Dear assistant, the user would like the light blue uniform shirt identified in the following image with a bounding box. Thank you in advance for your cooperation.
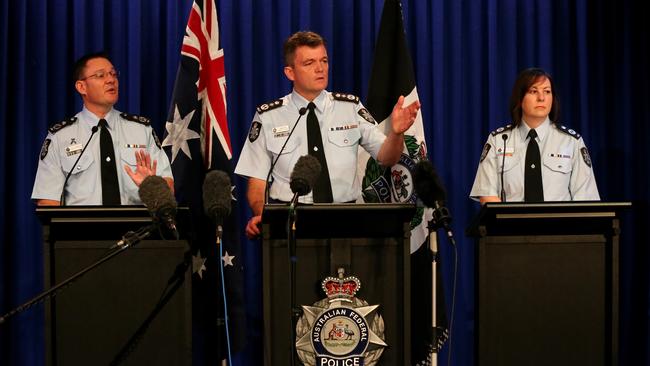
[470,118,600,201]
[235,90,386,203]
[32,107,173,205]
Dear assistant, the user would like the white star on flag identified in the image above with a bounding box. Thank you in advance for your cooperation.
[162,105,200,163]
[222,251,235,267]
[192,250,208,279]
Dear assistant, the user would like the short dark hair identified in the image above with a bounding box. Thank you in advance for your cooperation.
[509,67,560,126]
[72,51,111,83]
[283,31,326,66]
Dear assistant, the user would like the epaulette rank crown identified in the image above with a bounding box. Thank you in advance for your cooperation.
[256,99,284,114]
[490,123,515,136]
[332,92,359,104]
[48,116,78,134]
[121,112,151,126]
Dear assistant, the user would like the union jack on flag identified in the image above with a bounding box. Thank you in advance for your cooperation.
[162,0,246,361]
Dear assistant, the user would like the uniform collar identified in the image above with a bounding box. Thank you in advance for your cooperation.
[290,89,328,113]
[80,106,118,130]
[518,117,551,142]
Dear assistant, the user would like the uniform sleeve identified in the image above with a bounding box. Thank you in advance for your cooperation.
[355,102,386,159]
[31,134,66,201]
[569,138,600,200]
[235,113,272,180]
[147,127,173,179]
[469,135,500,201]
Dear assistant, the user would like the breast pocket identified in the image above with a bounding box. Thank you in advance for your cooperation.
[327,128,361,148]
[61,152,94,175]
[543,156,572,174]
[266,134,302,177]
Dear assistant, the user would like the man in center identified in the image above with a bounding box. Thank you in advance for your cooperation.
[235,31,420,238]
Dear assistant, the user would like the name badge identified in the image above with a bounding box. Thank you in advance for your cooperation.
[496,146,515,156]
[273,125,290,138]
[330,124,358,131]
[548,153,571,159]
[65,143,83,157]
[124,143,147,148]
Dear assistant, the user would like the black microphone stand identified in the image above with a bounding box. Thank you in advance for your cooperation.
[286,194,300,366]
[0,223,156,325]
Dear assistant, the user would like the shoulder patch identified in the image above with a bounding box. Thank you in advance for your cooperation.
[358,108,376,124]
[556,124,581,139]
[120,112,151,126]
[480,143,491,163]
[580,147,592,167]
[332,92,360,104]
[248,121,262,142]
[152,129,162,149]
[490,123,515,136]
[40,139,52,160]
[256,99,284,114]
[48,117,77,134]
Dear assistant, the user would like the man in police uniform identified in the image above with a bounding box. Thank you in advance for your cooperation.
[32,52,173,205]
[235,31,420,238]
[470,68,599,203]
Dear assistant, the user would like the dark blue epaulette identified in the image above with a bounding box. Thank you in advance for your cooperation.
[121,112,151,126]
[256,99,284,114]
[48,116,77,134]
[490,123,515,136]
[555,124,581,139]
[332,92,360,104]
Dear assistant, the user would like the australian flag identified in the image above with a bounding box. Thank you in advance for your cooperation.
[162,0,246,363]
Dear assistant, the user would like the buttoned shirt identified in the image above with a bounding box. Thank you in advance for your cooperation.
[470,118,600,201]
[32,107,173,205]
[235,90,386,203]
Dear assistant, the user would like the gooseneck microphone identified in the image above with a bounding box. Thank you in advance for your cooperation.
[138,175,178,238]
[203,170,232,239]
[289,155,321,208]
[60,125,99,205]
[500,134,508,202]
[264,107,308,204]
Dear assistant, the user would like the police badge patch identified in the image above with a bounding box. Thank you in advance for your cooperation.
[295,269,387,366]
[152,130,162,149]
[580,147,592,167]
[358,108,376,124]
[40,139,51,160]
[480,143,492,163]
[248,121,262,142]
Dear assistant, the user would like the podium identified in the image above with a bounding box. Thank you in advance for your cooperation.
[36,207,192,366]
[261,203,415,365]
[467,202,631,366]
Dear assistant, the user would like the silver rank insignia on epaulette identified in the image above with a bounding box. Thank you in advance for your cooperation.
[295,268,387,366]
[120,112,151,126]
[332,92,360,104]
[490,123,514,136]
[557,124,581,139]
[256,99,284,114]
[48,116,77,134]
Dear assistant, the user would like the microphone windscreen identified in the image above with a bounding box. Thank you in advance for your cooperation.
[290,155,321,196]
[139,175,177,218]
[413,160,447,207]
[203,170,232,222]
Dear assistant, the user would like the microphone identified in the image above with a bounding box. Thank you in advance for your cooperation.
[138,175,178,237]
[60,125,99,205]
[413,160,454,243]
[264,107,308,204]
[203,170,232,239]
[289,155,321,208]
[500,134,508,202]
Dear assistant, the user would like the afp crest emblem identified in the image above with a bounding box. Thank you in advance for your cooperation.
[295,269,387,366]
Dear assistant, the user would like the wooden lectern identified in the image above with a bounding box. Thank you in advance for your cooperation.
[467,202,631,366]
[36,207,192,366]
[261,203,415,366]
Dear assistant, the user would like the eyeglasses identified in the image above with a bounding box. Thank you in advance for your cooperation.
[79,69,120,81]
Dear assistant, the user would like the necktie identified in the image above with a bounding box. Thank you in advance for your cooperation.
[524,128,544,202]
[98,119,121,205]
[306,102,333,203]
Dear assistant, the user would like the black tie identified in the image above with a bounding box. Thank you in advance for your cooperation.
[524,128,544,202]
[98,119,121,205]
[306,102,333,203]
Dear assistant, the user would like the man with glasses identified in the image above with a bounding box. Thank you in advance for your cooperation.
[32,52,173,206]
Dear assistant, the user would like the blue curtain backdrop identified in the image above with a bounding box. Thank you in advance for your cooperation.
[1,0,647,365]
